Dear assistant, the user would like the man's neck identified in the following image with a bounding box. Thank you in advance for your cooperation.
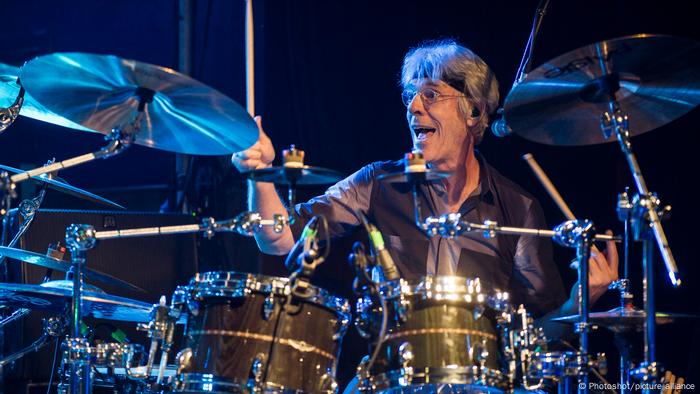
[433,149,480,210]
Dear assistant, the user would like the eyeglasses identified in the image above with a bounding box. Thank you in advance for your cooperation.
[401,87,466,107]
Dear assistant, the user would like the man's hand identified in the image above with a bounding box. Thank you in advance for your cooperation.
[567,230,619,308]
[588,230,619,301]
[231,116,275,171]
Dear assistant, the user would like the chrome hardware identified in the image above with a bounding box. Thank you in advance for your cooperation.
[397,342,414,387]
[65,224,97,251]
[263,291,276,320]
[247,353,266,393]
[272,213,286,233]
[333,315,350,341]
[175,348,193,375]
[319,370,339,392]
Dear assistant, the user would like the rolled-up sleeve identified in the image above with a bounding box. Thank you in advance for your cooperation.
[290,164,375,239]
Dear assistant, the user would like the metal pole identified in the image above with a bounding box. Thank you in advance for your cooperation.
[576,230,593,394]
[643,237,656,393]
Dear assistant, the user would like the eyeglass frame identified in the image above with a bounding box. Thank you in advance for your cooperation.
[401,86,468,108]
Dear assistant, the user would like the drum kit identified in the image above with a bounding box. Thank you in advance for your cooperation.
[1,30,699,394]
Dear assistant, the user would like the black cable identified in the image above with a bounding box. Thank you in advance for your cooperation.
[46,339,60,394]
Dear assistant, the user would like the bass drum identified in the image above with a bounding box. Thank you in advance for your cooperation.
[354,276,514,393]
[172,272,351,393]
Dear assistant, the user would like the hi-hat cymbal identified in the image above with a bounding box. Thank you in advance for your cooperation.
[550,307,699,333]
[1,62,94,131]
[0,281,152,322]
[19,53,259,155]
[0,164,124,209]
[0,246,144,293]
[504,34,700,145]
[377,169,452,184]
[245,166,344,185]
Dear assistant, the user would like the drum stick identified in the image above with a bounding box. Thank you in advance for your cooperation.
[522,153,576,220]
[245,0,255,116]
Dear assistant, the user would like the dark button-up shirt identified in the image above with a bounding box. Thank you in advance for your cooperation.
[291,154,566,316]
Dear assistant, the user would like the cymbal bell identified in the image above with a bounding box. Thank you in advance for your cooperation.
[504,34,700,145]
[0,164,124,209]
[0,246,144,293]
[550,306,699,333]
[1,62,94,131]
[245,166,345,186]
[19,53,259,155]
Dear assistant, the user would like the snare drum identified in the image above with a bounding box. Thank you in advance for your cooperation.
[354,276,513,393]
[172,272,351,393]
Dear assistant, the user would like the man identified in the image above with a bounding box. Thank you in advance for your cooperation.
[232,39,617,332]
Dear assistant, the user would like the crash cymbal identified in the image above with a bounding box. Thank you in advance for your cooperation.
[0,281,153,322]
[245,166,344,185]
[1,62,94,131]
[0,164,124,209]
[504,34,700,145]
[377,169,452,184]
[19,53,258,155]
[0,246,144,293]
[550,307,699,333]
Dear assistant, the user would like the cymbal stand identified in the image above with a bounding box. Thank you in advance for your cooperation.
[609,189,634,394]
[0,314,67,367]
[0,82,24,133]
[598,75,680,389]
[4,87,157,189]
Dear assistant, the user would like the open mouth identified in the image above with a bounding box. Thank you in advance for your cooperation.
[413,127,436,141]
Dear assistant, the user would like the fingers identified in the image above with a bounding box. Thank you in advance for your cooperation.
[605,229,619,275]
[231,115,275,172]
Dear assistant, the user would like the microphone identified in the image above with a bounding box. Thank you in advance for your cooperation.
[491,108,512,138]
[367,224,400,281]
[284,216,320,272]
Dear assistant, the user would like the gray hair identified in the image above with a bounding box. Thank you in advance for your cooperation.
[401,39,499,144]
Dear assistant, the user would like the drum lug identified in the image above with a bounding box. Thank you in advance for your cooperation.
[475,338,489,383]
[333,315,350,341]
[396,294,409,324]
[397,342,413,386]
[263,292,276,320]
[247,353,266,393]
[175,347,193,375]
[472,304,485,320]
[319,370,339,393]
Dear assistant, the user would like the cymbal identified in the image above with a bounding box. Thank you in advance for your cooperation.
[0,246,144,293]
[550,307,699,333]
[0,164,125,209]
[377,169,452,183]
[245,166,344,185]
[19,53,259,155]
[504,34,700,145]
[0,281,152,322]
[1,62,95,131]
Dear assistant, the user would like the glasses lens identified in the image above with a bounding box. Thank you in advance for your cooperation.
[401,89,417,107]
[421,88,439,104]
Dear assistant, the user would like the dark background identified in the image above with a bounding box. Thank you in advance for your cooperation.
[1,0,699,389]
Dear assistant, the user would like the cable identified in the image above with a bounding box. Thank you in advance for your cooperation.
[46,339,60,394]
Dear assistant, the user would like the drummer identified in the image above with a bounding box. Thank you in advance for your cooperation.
[231,39,618,336]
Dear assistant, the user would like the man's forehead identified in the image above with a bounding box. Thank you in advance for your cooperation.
[406,79,446,89]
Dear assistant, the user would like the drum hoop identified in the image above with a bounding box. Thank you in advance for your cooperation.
[367,366,510,390]
[377,275,510,310]
[179,271,351,316]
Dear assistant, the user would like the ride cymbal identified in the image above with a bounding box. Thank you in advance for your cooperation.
[19,53,259,155]
[504,34,700,145]
[244,166,344,186]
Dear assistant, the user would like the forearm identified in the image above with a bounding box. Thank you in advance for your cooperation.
[248,180,295,255]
